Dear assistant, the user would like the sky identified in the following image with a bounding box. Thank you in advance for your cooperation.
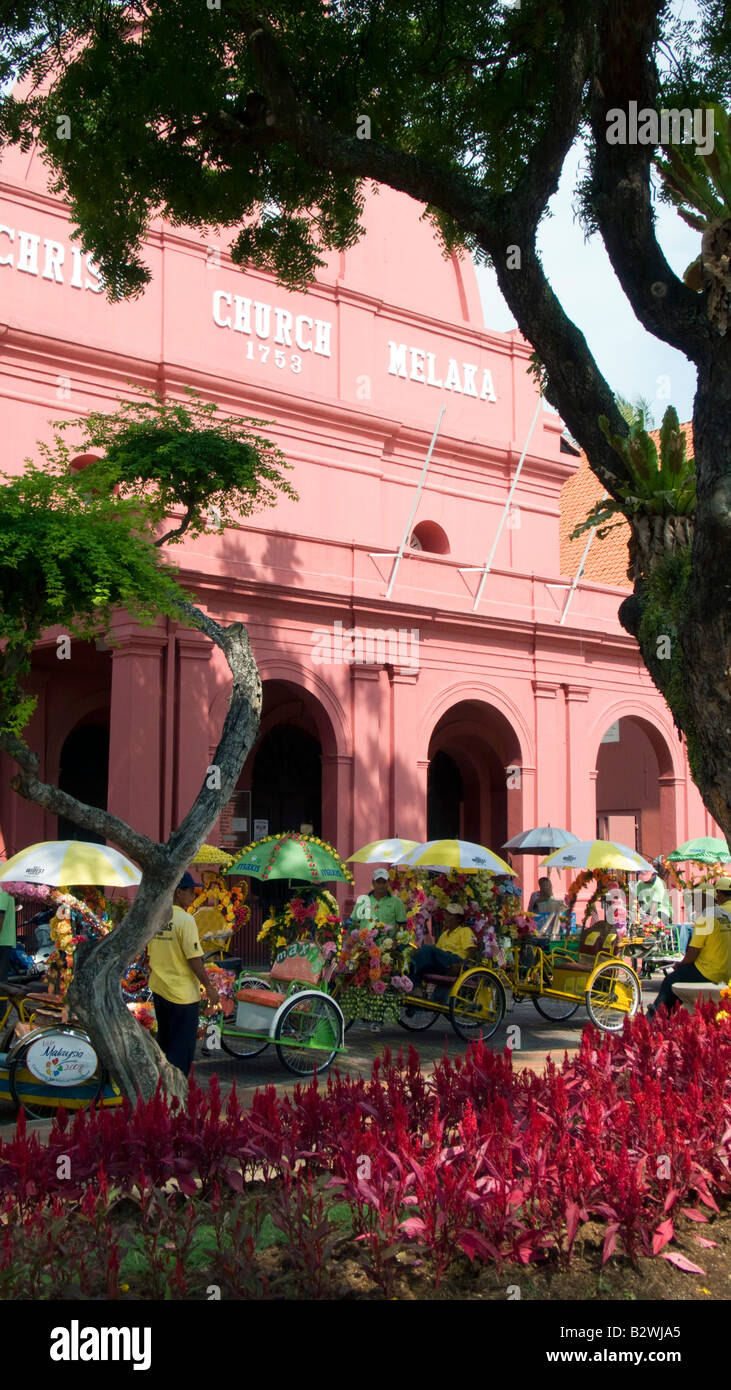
[476,0,702,427]
[475,145,699,428]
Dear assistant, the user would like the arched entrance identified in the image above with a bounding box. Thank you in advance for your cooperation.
[596,715,676,858]
[251,725,322,836]
[57,718,110,844]
[426,699,524,849]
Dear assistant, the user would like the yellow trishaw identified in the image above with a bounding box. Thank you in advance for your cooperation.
[398,919,642,1038]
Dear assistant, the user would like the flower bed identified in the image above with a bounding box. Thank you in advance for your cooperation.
[0,1006,728,1298]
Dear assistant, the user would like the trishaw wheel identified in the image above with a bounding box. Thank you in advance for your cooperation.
[274,994,342,1076]
[219,976,272,1059]
[449,969,506,1042]
[398,995,438,1031]
[9,1055,106,1122]
[585,961,641,1033]
[532,996,581,1022]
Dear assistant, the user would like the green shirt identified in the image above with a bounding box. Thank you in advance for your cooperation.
[369,892,407,928]
[637,877,671,922]
[0,891,17,948]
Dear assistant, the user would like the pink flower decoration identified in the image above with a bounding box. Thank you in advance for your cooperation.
[372,980,387,995]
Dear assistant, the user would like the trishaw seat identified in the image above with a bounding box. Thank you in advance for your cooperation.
[235,986,287,1009]
[423,972,459,984]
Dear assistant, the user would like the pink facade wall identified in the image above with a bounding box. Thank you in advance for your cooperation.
[0,149,720,905]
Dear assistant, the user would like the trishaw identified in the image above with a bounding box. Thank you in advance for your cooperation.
[214,937,534,1071]
[217,941,346,1076]
[0,984,122,1119]
[397,920,642,1037]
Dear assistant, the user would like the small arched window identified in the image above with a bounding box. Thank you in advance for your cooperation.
[409,521,450,555]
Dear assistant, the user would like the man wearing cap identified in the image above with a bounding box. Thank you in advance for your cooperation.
[147,872,220,1076]
[408,903,475,993]
[368,869,408,928]
[647,875,731,1019]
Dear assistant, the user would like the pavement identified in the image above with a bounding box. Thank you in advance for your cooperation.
[0,978,663,1142]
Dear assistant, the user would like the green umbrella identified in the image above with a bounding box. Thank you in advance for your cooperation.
[226,832,353,884]
[666,836,730,865]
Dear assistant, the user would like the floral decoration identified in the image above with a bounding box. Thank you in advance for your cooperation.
[197,963,237,1038]
[257,888,343,960]
[190,870,250,947]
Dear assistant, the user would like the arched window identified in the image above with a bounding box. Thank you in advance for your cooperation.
[409,521,450,555]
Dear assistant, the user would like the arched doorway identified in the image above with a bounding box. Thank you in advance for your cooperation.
[251,725,322,837]
[427,699,524,849]
[57,718,110,844]
[596,716,676,858]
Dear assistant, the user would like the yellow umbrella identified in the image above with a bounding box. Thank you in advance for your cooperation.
[0,840,141,887]
[190,844,234,867]
[392,839,515,874]
[540,839,654,873]
[348,838,419,864]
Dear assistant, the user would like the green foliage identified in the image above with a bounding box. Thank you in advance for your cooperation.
[58,390,296,541]
[0,0,589,297]
[636,548,694,762]
[655,101,731,232]
[571,407,696,541]
[0,389,290,736]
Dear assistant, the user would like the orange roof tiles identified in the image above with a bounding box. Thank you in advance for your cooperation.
[559,421,694,591]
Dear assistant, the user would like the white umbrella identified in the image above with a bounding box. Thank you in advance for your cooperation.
[503,826,580,855]
[540,839,654,873]
[0,840,141,887]
[392,839,515,875]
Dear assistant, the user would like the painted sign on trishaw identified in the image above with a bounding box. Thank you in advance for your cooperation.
[25,1030,99,1086]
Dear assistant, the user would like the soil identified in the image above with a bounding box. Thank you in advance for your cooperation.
[268,1203,731,1300]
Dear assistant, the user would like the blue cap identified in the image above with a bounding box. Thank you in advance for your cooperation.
[178,871,201,891]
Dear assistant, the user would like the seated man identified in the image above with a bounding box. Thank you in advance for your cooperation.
[409,903,475,994]
[647,875,731,1019]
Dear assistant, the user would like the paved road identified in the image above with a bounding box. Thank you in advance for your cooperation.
[0,977,664,1139]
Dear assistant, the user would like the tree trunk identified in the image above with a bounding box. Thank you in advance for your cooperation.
[67,876,191,1106]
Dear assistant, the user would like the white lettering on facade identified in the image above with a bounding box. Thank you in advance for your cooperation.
[212,291,332,357]
[388,341,408,378]
[295,314,313,351]
[409,347,426,382]
[274,307,293,345]
[69,246,83,289]
[389,341,498,402]
[17,231,40,275]
[233,295,250,333]
[254,301,270,339]
[314,320,331,356]
[0,219,104,291]
[213,290,232,327]
[0,225,14,266]
[42,239,65,282]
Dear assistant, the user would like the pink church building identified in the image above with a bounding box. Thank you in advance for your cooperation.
[0,142,718,918]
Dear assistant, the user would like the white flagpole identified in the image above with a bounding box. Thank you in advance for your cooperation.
[559,492,608,625]
[472,393,543,612]
[385,406,446,601]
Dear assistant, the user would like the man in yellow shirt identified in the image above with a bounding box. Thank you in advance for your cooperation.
[148,873,220,1076]
[409,903,475,993]
[648,875,731,1020]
